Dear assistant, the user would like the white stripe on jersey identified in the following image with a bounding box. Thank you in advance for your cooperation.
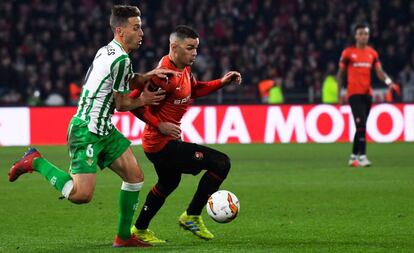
[75,40,134,135]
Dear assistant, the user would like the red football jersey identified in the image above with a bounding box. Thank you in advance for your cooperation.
[339,46,381,97]
[141,55,221,153]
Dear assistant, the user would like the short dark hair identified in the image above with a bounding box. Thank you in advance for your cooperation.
[173,25,199,40]
[110,5,141,32]
[354,23,369,33]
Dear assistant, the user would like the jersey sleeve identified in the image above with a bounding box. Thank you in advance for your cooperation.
[128,89,160,128]
[111,56,131,93]
[339,49,349,70]
[372,49,382,69]
[130,106,160,128]
[190,73,223,98]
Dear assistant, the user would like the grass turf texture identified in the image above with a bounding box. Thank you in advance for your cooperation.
[0,143,413,252]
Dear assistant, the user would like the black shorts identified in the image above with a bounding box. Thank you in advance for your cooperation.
[145,140,226,176]
[349,94,372,126]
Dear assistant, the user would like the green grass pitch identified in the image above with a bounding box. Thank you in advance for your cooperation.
[1,143,413,252]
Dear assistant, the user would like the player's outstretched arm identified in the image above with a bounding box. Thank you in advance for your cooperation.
[192,71,242,98]
[113,84,165,112]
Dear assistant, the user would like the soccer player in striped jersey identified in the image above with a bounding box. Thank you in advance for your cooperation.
[128,25,242,243]
[337,23,396,167]
[8,5,175,247]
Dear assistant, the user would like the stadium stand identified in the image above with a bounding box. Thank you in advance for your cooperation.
[1,0,413,105]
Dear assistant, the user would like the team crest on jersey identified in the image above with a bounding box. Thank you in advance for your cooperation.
[194,151,204,160]
[86,158,93,166]
[106,45,115,56]
[352,62,371,68]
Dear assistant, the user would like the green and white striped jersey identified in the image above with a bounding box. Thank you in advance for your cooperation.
[75,40,134,135]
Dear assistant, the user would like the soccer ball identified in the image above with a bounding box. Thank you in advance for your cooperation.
[206,190,240,223]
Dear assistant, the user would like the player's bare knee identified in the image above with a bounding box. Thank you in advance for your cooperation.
[125,166,144,183]
[69,192,93,204]
[133,173,144,183]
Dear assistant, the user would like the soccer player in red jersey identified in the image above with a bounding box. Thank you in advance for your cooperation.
[337,23,396,167]
[128,25,241,242]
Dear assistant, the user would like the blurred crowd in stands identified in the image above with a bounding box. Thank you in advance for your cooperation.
[1,0,414,106]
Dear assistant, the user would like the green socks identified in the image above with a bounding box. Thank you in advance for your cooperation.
[117,182,143,239]
[33,157,143,239]
[33,157,72,193]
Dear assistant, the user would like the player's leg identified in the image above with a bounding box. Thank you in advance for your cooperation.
[173,141,231,239]
[8,117,97,203]
[132,144,182,243]
[68,174,96,203]
[357,95,369,156]
[101,129,150,247]
[358,95,372,167]
[171,142,230,215]
[65,117,103,203]
[8,148,74,198]
[349,95,364,166]
[109,148,144,241]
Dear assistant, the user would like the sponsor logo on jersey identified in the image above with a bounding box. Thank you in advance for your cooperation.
[174,95,191,104]
[352,62,372,68]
